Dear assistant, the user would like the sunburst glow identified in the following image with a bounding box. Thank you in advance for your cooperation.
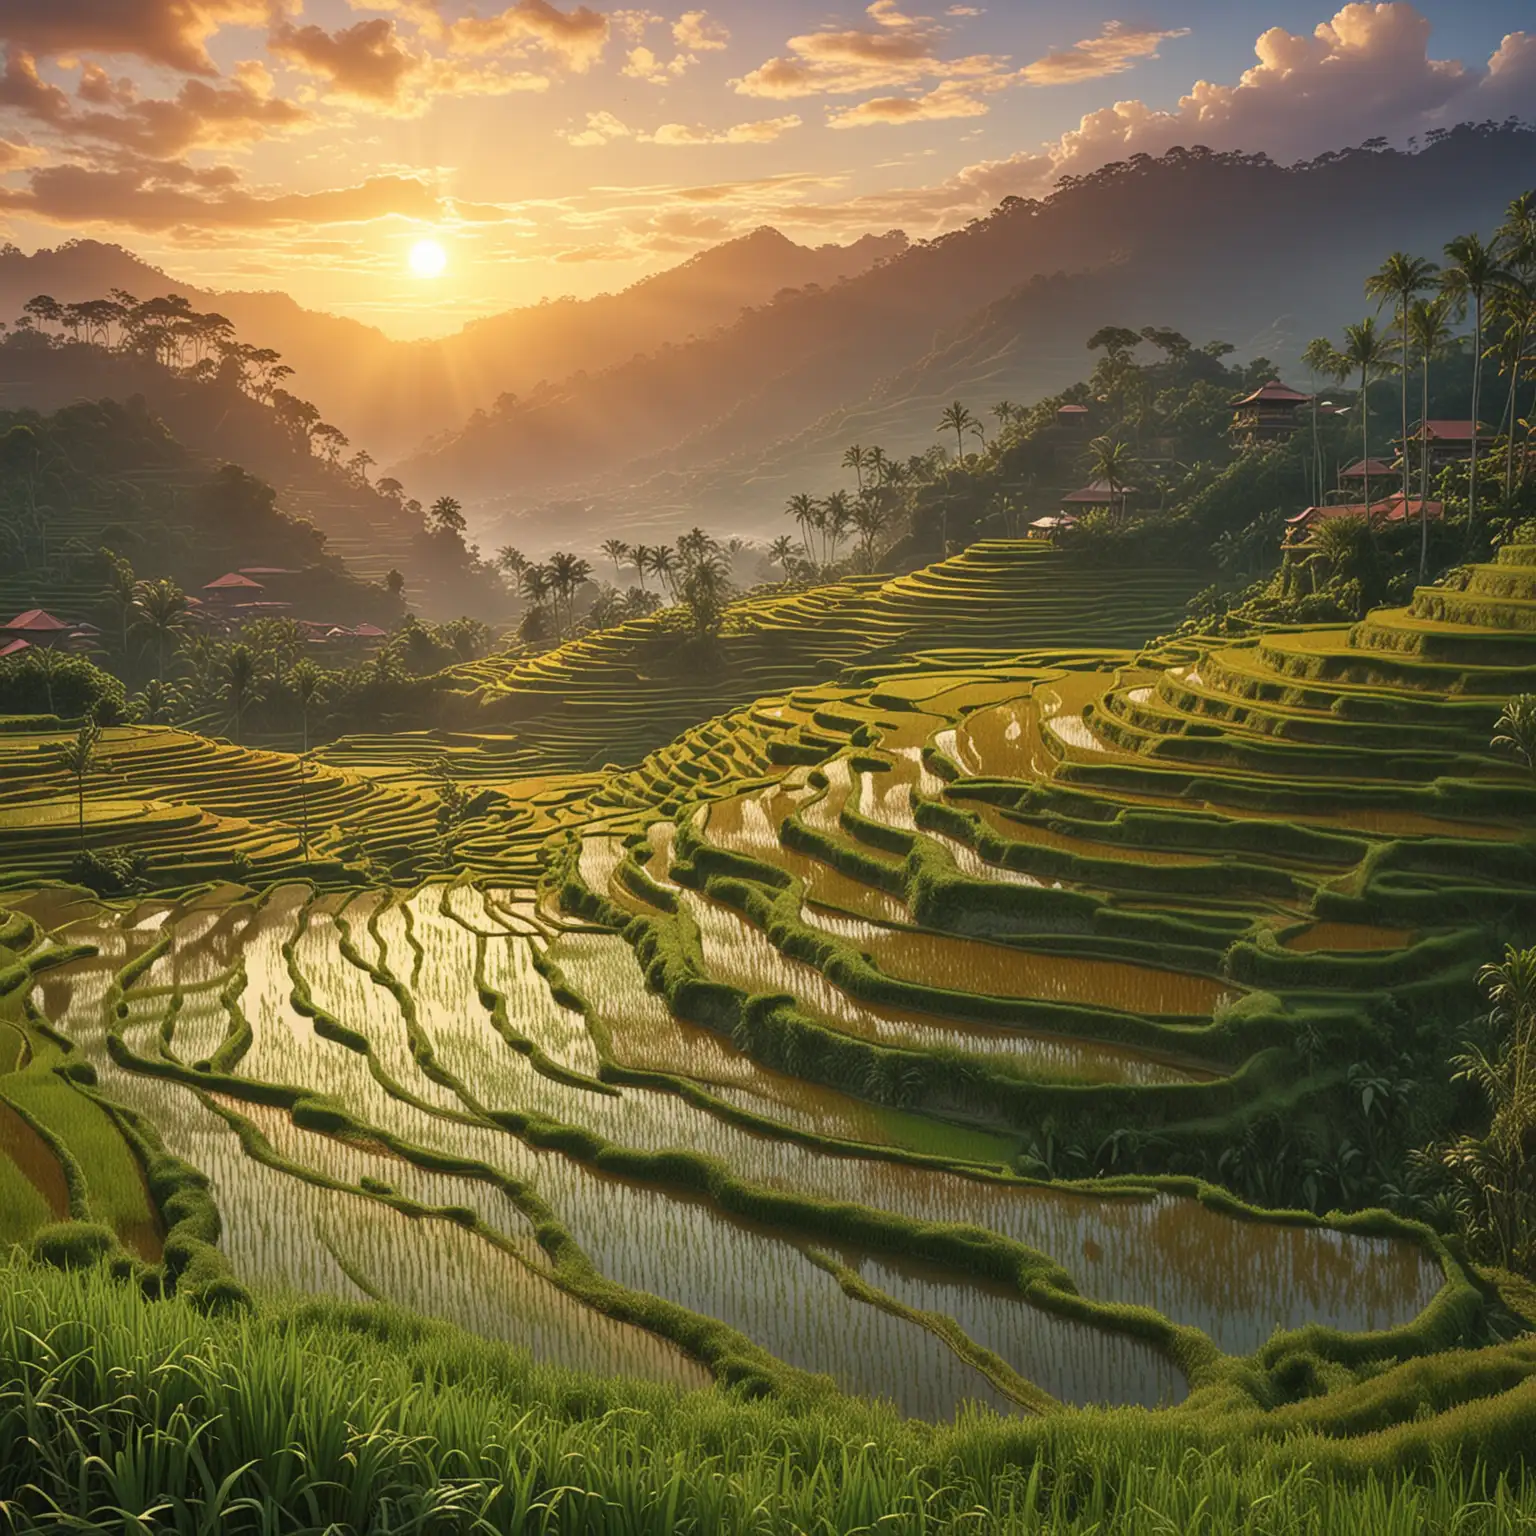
[409,239,448,279]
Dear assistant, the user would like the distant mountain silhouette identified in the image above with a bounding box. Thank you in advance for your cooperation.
[0,228,906,459]
[399,121,1536,540]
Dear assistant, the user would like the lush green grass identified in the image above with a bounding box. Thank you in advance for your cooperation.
[1,1260,1535,1536]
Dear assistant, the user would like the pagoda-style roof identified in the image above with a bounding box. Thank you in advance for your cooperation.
[1286,496,1444,532]
[1062,479,1131,505]
[1414,420,1482,442]
[1231,379,1312,407]
[351,623,388,638]
[1340,457,1395,479]
[3,609,70,632]
[1056,404,1091,415]
[0,638,31,657]
[204,572,265,591]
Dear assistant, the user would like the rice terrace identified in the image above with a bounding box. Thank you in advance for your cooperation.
[3,9,1536,1530]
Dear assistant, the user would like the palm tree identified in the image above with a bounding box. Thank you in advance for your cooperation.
[132,578,191,681]
[496,546,528,581]
[938,402,980,463]
[821,491,853,565]
[1365,253,1438,506]
[767,534,797,584]
[1441,945,1536,1273]
[841,444,868,494]
[1339,317,1395,518]
[785,493,818,563]
[628,544,652,594]
[648,545,677,601]
[1083,435,1139,520]
[54,720,100,856]
[992,401,1019,431]
[519,563,552,615]
[600,538,629,581]
[428,495,466,536]
[1407,297,1456,577]
[1494,694,1536,779]
[852,493,887,570]
[223,643,258,744]
[549,552,592,633]
[288,660,324,856]
[1442,233,1514,536]
[1488,280,1536,502]
[1301,336,1347,505]
[102,553,137,660]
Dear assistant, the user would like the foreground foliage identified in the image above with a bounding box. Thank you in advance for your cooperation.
[0,1263,1534,1536]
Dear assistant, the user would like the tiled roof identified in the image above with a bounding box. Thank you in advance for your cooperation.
[3,609,70,632]
[1231,379,1311,407]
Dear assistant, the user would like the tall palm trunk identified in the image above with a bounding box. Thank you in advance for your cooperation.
[1470,295,1484,538]
[1399,303,1412,505]
[1420,354,1433,580]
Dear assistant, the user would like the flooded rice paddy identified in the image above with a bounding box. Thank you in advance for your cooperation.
[13,883,1446,1420]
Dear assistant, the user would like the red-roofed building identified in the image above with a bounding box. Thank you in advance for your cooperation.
[203,572,265,597]
[1061,479,1132,513]
[1284,496,1444,547]
[1340,457,1396,483]
[1,610,73,649]
[1395,420,1487,474]
[1231,380,1312,444]
[0,638,30,658]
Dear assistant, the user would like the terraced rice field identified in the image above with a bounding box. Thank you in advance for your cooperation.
[0,539,1532,1434]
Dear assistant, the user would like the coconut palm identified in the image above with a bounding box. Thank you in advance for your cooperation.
[841,444,868,494]
[1365,253,1439,506]
[547,551,592,634]
[1441,945,1536,1273]
[1082,435,1139,520]
[1493,694,1536,778]
[1302,336,1343,506]
[600,538,629,580]
[132,578,191,681]
[222,643,259,744]
[1338,317,1395,517]
[496,546,528,581]
[428,495,466,536]
[1441,233,1514,535]
[938,402,981,463]
[680,551,732,639]
[767,534,797,584]
[1406,297,1456,577]
[628,544,652,594]
[785,493,818,563]
[1487,280,1536,501]
[647,545,677,601]
[102,553,137,659]
[54,719,100,855]
[821,491,853,565]
[288,659,325,856]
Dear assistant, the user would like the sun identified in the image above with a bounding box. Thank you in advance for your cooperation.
[408,238,448,279]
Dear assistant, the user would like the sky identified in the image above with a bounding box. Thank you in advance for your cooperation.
[0,0,1531,338]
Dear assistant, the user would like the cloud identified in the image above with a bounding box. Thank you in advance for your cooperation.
[828,79,996,127]
[1020,21,1189,86]
[0,161,454,231]
[554,241,636,262]
[0,0,275,76]
[673,11,728,53]
[269,19,417,103]
[733,2,1006,100]
[0,136,38,169]
[565,109,801,146]
[444,1,609,71]
[563,109,631,146]
[771,5,1536,235]
[0,46,309,155]
[649,114,801,145]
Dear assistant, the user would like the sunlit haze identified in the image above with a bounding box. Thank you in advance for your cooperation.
[0,1,1530,338]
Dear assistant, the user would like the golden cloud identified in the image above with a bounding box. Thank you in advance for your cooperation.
[1019,21,1189,86]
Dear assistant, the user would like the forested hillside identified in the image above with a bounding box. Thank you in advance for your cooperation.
[406,124,1536,529]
